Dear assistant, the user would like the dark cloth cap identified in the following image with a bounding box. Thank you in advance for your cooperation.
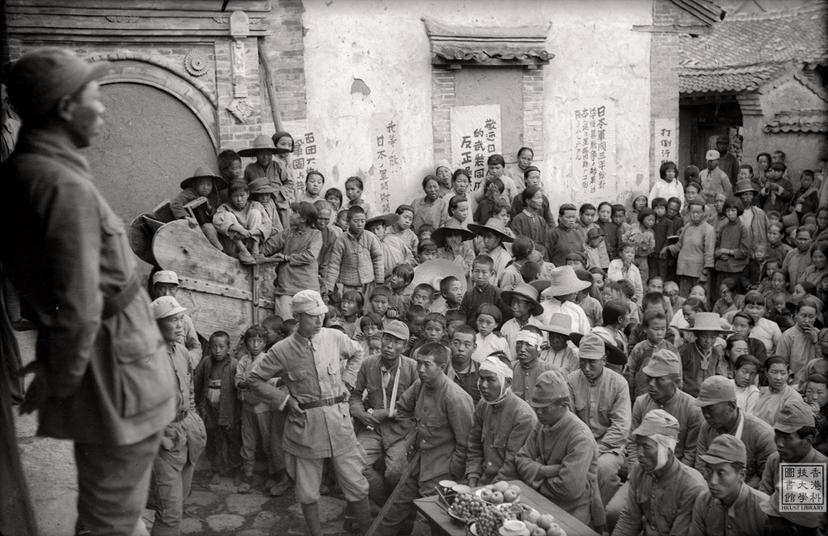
[7,48,111,123]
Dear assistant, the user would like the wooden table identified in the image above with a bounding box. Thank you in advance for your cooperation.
[414,480,599,536]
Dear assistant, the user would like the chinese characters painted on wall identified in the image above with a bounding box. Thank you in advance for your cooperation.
[370,113,401,213]
[450,104,502,192]
[570,101,616,204]
[282,120,320,196]
[653,118,677,178]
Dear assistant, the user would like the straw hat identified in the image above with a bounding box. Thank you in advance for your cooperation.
[538,313,577,341]
[501,283,544,317]
[530,266,591,297]
[679,312,732,333]
[366,213,400,228]
[467,217,514,243]
[238,134,279,157]
[180,166,227,190]
[411,259,467,292]
[733,179,759,196]
[431,219,475,247]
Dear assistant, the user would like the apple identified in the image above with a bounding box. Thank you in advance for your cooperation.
[493,481,510,492]
[503,489,519,502]
[531,527,546,536]
[490,491,504,504]
[547,523,565,536]
[507,485,521,496]
[524,509,541,524]
[479,489,492,501]
[537,514,555,530]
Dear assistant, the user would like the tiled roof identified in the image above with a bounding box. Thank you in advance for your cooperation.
[764,110,828,133]
[679,2,828,94]
[679,61,790,94]
[679,2,828,68]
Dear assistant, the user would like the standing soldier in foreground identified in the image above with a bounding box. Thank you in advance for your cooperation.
[1,48,176,535]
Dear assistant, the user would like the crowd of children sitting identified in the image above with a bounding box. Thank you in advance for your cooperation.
[155,131,828,535]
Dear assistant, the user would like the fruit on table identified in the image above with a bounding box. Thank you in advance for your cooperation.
[503,488,519,502]
[524,508,540,524]
[536,514,556,530]
[492,481,510,492]
[479,488,493,501]
[547,523,565,536]
[490,491,504,504]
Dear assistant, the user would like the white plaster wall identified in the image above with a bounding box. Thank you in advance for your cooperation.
[300,0,652,211]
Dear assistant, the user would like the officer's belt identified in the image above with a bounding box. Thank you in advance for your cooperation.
[102,274,141,319]
[298,393,347,410]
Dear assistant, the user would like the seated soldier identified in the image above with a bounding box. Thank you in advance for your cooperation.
[513,369,604,530]
[465,354,538,487]
[376,343,474,536]
[695,375,776,488]
[689,434,769,536]
[511,325,556,402]
[759,399,828,535]
[613,410,707,536]
[348,320,417,507]
[567,333,631,506]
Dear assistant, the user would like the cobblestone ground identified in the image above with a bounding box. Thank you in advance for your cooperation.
[14,332,349,536]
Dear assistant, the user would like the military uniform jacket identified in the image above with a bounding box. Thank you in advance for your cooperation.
[614,456,707,536]
[396,375,474,483]
[349,354,418,441]
[0,128,176,445]
[688,483,768,536]
[465,391,537,484]
[568,368,631,455]
[248,327,364,459]
[695,410,776,484]
[628,390,703,468]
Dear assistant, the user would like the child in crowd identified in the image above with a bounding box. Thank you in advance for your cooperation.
[357,313,383,357]
[170,166,227,250]
[386,263,414,317]
[712,196,749,302]
[248,179,285,238]
[498,236,534,291]
[445,169,475,220]
[213,180,271,264]
[194,331,242,485]
[436,275,464,316]
[297,170,325,205]
[712,277,743,316]
[324,187,343,214]
[472,303,510,363]
[629,207,656,283]
[324,206,384,297]
[662,199,715,297]
[732,354,761,415]
[759,162,794,215]
[539,314,579,372]
[574,268,603,328]
[474,177,505,224]
[649,161,685,209]
[416,238,438,264]
[234,325,287,495]
[469,218,513,282]
[608,243,644,304]
[412,175,446,231]
[509,185,549,250]
[625,311,677,398]
[460,255,502,325]
[412,312,447,353]
[217,149,243,184]
[432,219,475,272]
[261,315,283,350]
[344,176,373,218]
[765,292,795,332]
[389,204,418,254]
[578,203,597,232]
[270,131,295,191]
[584,227,609,270]
[510,166,555,227]
[339,290,363,338]
[240,134,278,184]
[627,193,648,226]
[597,202,620,260]
[366,214,415,277]
[405,305,427,348]
[365,285,393,322]
[410,282,436,313]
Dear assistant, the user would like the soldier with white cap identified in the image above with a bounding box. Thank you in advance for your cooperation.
[150,270,202,368]
[699,148,733,206]
[148,296,206,536]
[689,434,769,536]
[614,409,707,536]
[247,289,368,536]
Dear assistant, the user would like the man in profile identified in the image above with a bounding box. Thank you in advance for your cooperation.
[1,48,176,535]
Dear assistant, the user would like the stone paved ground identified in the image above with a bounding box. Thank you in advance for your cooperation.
[14,331,350,536]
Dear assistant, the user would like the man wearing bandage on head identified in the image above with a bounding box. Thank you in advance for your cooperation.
[613,409,707,536]
[465,353,538,487]
[511,326,556,402]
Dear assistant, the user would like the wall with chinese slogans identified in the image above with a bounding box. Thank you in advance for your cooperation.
[293,0,652,213]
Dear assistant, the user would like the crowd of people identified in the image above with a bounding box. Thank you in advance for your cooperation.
[2,47,827,536]
[146,129,828,536]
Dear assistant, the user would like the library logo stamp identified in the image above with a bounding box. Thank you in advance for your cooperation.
[779,463,826,513]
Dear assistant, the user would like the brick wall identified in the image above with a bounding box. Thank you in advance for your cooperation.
[431,68,457,163]
[261,0,307,125]
[522,69,544,160]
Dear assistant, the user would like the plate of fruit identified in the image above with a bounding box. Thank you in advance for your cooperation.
[474,481,521,504]
[447,493,489,524]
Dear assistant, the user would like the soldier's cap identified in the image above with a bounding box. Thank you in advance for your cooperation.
[382,320,409,342]
[7,48,112,123]
[152,296,186,320]
[530,369,570,407]
[773,398,816,434]
[292,290,328,316]
[705,149,721,161]
[152,270,179,286]
[578,332,605,360]
[632,409,680,440]
[698,434,747,466]
[642,349,681,378]
[695,375,736,407]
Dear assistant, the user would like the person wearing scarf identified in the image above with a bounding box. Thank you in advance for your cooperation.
[465,353,538,487]
[613,409,707,536]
